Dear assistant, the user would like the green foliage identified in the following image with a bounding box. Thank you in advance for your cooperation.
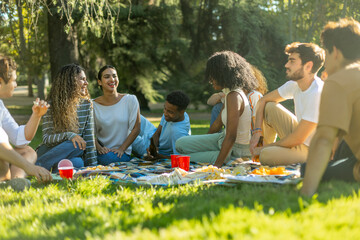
[2,0,360,106]
[1,0,49,97]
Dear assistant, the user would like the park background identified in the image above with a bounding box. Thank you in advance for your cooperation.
[1,1,360,239]
[2,0,359,108]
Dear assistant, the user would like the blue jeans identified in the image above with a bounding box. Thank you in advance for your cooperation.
[97,151,131,165]
[36,140,85,171]
[132,115,157,157]
[210,103,223,126]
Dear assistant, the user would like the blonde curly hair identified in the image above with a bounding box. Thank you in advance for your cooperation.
[251,65,268,95]
[48,64,90,133]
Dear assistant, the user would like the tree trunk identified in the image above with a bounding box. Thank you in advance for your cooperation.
[37,73,49,100]
[306,0,320,42]
[129,85,150,111]
[341,0,347,17]
[27,77,33,97]
[47,3,79,82]
[288,0,293,42]
[16,0,34,97]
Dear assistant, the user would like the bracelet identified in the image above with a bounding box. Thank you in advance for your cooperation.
[252,130,262,135]
[252,128,262,134]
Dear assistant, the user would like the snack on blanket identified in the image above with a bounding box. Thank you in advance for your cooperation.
[137,168,187,185]
[195,165,231,180]
[85,165,119,170]
[251,167,288,175]
[184,171,210,180]
[232,165,250,176]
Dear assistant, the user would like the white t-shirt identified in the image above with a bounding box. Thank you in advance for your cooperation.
[278,76,324,145]
[0,100,29,146]
[0,127,9,144]
[93,95,139,155]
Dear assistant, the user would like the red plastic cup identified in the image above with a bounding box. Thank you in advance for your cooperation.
[171,154,181,168]
[58,159,74,179]
[177,155,190,171]
[59,167,74,179]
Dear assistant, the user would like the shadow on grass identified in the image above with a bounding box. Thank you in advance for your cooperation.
[119,180,360,232]
[3,178,360,239]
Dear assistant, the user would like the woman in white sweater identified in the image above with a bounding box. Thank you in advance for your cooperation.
[93,65,140,165]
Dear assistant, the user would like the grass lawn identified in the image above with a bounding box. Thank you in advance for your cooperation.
[1,108,360,239]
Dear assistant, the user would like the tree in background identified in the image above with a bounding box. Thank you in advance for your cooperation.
[1,0,359,108]
[1,0,49,98]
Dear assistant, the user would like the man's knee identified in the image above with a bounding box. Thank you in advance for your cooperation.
[14,146,37,164]
[259,146,307,166]
[259,147,276,166]
[0,159,10,180]
[264,102,277,117]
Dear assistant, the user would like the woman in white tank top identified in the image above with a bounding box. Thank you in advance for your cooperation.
[176,51,259,167]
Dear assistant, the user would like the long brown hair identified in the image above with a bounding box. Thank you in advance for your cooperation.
[48,64,90,133]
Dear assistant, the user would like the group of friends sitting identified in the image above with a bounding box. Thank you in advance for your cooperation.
[0,18,359,197]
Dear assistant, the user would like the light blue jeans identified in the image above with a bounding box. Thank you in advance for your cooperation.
[132,115,157,157]
[175,132,251,165]
[36,140,85,171]
[97,151,131,165]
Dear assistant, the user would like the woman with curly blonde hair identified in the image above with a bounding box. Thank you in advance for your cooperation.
[36,64,97,170]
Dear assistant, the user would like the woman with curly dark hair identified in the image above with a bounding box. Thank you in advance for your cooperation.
[176,51,258,167]
[36,64,97,170]
[207,64,268,130]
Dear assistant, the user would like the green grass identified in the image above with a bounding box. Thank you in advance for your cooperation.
[1,178,360,239]
[2,106,360,239]
[6,105,33,115]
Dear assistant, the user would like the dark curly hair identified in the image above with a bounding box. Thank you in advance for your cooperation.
[205,51,258,92]
[166,91,190,111]
[0,55,17,84]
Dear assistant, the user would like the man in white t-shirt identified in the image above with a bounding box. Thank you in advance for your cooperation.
[249,42,325,166]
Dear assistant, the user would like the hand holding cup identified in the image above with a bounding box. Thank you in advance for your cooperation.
[32,98,50,117]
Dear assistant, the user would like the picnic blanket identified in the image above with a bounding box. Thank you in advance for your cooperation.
[70,158,302,186]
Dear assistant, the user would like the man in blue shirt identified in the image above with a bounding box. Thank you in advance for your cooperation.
[144,91,191,160]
